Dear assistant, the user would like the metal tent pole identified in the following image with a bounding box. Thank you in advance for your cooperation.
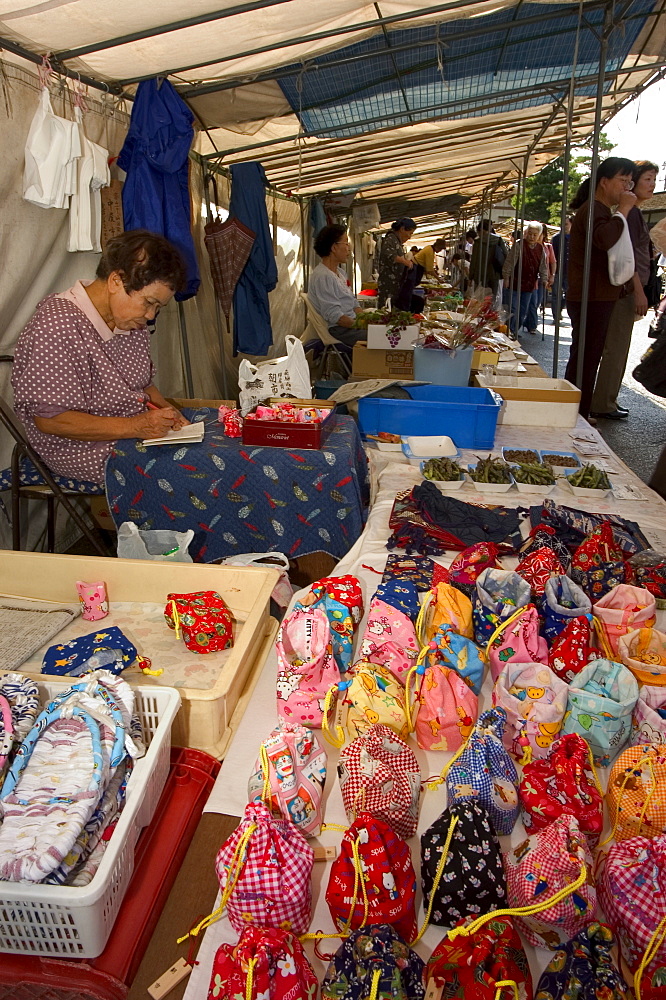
[506,166,522,334]
[177,301,195,398]
[576,2,612,389]
[513,155,529,337]
[201,163,230,400]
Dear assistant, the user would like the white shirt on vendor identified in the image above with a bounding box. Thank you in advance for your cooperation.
[308,263,358,328]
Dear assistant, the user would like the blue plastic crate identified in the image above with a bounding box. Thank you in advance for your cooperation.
[357,385,503,450]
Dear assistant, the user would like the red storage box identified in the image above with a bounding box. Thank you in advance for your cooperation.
[242,399,336,449]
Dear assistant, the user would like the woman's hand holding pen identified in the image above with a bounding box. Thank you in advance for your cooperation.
[131,406,179,439]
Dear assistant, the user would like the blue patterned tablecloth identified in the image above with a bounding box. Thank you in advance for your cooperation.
[105,410,368,562]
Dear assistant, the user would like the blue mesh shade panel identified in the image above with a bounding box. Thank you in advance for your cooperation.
[278,0,657,139]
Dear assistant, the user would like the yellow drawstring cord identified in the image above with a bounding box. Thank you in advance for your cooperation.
[446,863,587,942]
[592,615,615,660]
[171,599,181,641]
[494,981,520,1000]
[321,681,347,748]
[176,822,257,943]
[260,744,271,803]
[635,913,666,1000]
[485,606,528,658]
[136,655,163,677]
[321,823,347,833]
[585,741,604,797]
[411,815,459,945]
[245,956,258,1000]
[405,644,430,732]
[598,751,656,849]
[426,730,471,790]
[415,589,434,646]
[367,968,382,1000]
[348,836,370,930]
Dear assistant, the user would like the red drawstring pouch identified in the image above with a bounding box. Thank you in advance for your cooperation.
[425,915,533,1000]
[571,522,634,600]
[516,545,565,600]
[164,591,234,653]
[548,614,598,684]
[519,733,604,847]
[447,542,502,599]
[207,926,317,1000]
[325,812,417,943]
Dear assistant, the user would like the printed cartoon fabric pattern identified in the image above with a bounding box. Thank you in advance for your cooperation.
[336,662,410,742]
[548,615,597,684]
[214,800,314,934]
[422,582,474,641]
[275,607,339,727]
[382,553,435,592]
[571,523,633,601]
[207,925,318,1000]
[445,707,520,836]
[598,833,666,987]
[534,922,630,1000]
[472,568,532,645]
[42,626,137,676]
[618,628,666,687]
[504,813,596,949]
[593,585,656,658]
[492,661,568,761]
[105,410,368,562]
[338,724,421,840]
[325,813,417,943]
[519,733,604,847]
[428,623,486,695]
[164,591,234,654]
[373,578,421,620]
[421,801,507,929]
[294,574,363,673]
[562,658,639,767]
[487,603,548,683]
[358,597,419,682]
[410,648,478,753]
[542,576,592,644]
[632,685,666,746]
[606,744,666,843]
[426,915,532,1000]
[321,924,425,1000]
[247,721,327,837]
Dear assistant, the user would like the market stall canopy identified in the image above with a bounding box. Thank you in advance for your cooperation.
[2,0,665,221]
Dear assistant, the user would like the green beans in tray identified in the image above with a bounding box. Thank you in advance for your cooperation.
[422,457,463,482]
[503,448,540,464]
[469,456,512,484]
[568,464,611,490]
[512,462,556,485]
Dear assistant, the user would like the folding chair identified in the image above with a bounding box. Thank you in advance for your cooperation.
[299,292,353,377]
[0,361,107,556]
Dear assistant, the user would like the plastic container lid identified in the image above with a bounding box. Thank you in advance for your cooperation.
[403,435,458,458]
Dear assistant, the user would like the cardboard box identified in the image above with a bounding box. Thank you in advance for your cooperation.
[474,375,581,427]
[471,349,502,369]
[352,342,414,379]
[367,323,420,351]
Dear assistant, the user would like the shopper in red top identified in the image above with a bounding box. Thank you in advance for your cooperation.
[501,222,549,337]
[564,156,637,420]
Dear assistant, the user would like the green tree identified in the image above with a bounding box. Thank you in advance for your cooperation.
[514,131,616,226]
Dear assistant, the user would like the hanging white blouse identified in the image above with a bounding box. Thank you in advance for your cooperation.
[23,89,82,210]
[68,109,110,252]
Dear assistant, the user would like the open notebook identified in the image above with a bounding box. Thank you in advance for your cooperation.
[143,421,205,447]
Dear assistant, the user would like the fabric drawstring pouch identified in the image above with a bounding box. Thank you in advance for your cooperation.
[357,597,420,682]
[275,607,339,728]
[325,813,417,943]
[321,924,425,1000]
[247,721,327,837]
[519,733,604,847]
[447,541,502,601]
[519,520,571,570]
[42,626,139,676]
[444,707,520,836]
[425,915,532,1000]
[618,627,666,686]
[593,584,657,659]
[633,685,666,746]
[629,548,666,608]
[206,800,314,936]
[423,623,486,695]
[504,813,595,949]
[543,575,592,643]
[421,801,506,930]
[337,724,421,840]
[606,744,666,843]
[0,671,39,773]
[207,925,318,1000]
[405,641,478,752]
[373,578,421,621]
[473,568,531,645]
[598,834,666,998]
[492,661,568,762]
[417,582,474,642]
[534,922,629,1000]
[164,591,234,653]
[323,661,409,746]
[487,603,548,683]
[562,658,639,767]
[382,553,436,593]
[294,574,363,673]
[516,545,565,605]
[571,522,633,600]
[549,614,597,684]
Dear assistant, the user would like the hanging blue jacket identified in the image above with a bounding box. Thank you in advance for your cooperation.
[229,162,278,356]
[118,79,200,300]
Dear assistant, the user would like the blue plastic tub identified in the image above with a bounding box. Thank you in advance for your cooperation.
[357,385,503,450]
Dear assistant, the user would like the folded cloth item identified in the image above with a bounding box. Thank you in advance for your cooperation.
[382,553,435,592]
[0,671,40,772]
[373,578,421,621]
[42,626,138,676]
[528,499,650,556]
[387,483,523,555]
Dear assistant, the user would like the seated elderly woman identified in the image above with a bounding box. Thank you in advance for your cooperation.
[307,225,364,346]
[12,229,188,486]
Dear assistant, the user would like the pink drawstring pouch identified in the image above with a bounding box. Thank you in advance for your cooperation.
[358,597,419,683]
[487,604,548,683]
[593,584,656,658]
[493,661,569,761]
[275,607,339,727]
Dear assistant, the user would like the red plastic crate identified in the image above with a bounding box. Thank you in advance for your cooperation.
[0,749,219,1000]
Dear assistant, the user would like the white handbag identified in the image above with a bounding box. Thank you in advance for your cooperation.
[607,213,635,286]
